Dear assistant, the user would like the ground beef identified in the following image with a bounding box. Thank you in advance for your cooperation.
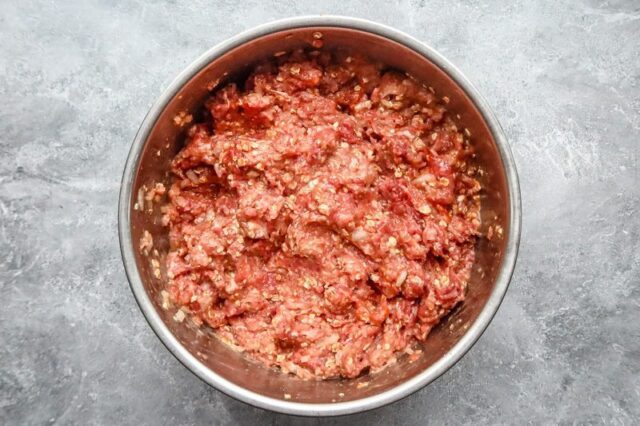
[163,49,481,380]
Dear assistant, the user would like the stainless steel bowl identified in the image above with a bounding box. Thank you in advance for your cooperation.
[118,16,521,416]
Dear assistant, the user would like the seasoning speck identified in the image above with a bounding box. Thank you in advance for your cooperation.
[173,309,186,323]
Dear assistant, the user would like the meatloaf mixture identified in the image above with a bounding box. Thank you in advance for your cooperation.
[162,50,481,379]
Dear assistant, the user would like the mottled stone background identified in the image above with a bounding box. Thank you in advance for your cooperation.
[1,0,638,424]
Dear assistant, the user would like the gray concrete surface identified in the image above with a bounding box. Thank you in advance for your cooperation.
[1,0,638,424]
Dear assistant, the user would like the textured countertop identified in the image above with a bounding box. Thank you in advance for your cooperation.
[1,1,638,424]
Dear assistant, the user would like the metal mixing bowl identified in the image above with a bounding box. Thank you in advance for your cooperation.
[118,16,521,416]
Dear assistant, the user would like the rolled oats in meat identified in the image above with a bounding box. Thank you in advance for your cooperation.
[163,50,481,379]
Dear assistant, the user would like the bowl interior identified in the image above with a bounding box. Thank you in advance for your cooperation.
[128,27,510,404]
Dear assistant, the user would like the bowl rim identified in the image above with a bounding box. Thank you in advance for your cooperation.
[118,15,521,417]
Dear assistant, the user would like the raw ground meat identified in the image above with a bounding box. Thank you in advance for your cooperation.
[162,49,481,380]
